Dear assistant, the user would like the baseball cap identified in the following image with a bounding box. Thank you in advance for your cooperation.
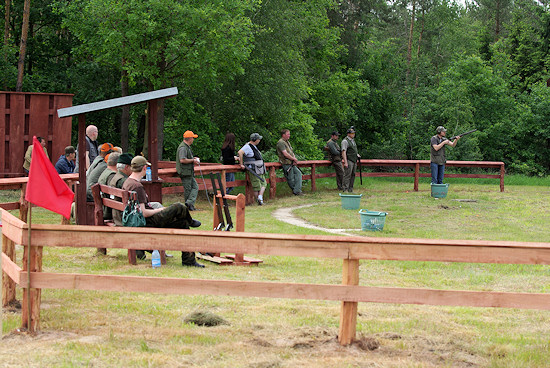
[331,131,340,136]
[250,133,263,141]
[131,156,151,169]
[100,143,114,153]
[118,153,134,165]
[183,130,198,138]
[347,127,356,134]
[436,126,447,133]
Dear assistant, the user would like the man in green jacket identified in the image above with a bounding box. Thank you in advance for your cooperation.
[341,127,360,192]
[326,131,344,191]
[176,130,200,210]
[276,129,303,196]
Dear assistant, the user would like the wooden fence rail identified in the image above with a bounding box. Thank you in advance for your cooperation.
[158,159,505,204]
[2,208,548,345]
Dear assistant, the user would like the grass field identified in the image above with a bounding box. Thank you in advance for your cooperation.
[1,176,550,367]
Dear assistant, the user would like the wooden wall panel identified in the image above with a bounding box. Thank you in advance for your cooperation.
[0,92,73,177]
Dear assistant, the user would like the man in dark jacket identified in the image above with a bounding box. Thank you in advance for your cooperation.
[55,146,76,174]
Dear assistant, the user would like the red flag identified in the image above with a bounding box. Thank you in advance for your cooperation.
[25,136,74,219]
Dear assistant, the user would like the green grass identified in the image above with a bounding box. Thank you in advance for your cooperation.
[2,176,550,367]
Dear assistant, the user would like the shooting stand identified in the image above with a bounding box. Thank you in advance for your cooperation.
[196,190,262,266]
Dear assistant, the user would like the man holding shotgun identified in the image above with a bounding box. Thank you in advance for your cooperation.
[430,126,461,184]
[276,129,304,196]
[342,127,360,192]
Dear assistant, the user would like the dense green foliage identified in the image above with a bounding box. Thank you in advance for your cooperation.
[2,0,549,174]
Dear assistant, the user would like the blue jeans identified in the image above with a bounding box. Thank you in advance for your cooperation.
[431,163,444,184]
[225,172,235,194]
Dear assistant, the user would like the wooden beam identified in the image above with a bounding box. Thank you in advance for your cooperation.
[2,242,19,307]
[21,271,550,310]
[57,87,178,118]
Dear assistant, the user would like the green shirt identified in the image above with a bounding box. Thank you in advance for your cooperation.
[326,138,341,161]
[176,141,194,176]
[276,139,294,165]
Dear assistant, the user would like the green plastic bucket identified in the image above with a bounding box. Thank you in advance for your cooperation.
[431,183,449,198]
[339,193,362,210]
[359,209,387,231]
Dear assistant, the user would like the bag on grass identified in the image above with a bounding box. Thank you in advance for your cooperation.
[122,193,146,227]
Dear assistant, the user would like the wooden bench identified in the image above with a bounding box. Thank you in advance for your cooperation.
[91,183,166,265]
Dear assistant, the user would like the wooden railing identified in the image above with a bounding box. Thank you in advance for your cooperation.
[3,208,548,345]
[0,174,78,222]
[158,159,505,204]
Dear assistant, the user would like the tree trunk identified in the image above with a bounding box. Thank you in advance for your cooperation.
[120,66,130,152]
[15,0,31,92]
[3,0,10,90]
[406,0,415,86]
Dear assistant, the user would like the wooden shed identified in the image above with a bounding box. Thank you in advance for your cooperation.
[0,91,73,177]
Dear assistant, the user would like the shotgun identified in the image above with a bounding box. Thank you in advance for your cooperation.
[216,173,233,231]
[449,129,478,141]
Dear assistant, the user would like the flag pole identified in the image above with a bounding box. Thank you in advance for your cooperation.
[26,204,32,332]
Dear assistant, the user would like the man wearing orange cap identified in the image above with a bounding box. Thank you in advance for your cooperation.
[86,143,114,201]
[176,130,200,211]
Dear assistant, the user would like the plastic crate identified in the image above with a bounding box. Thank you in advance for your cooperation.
[359,209,387,231]
[431,183,449,198]
[339,193,362,210]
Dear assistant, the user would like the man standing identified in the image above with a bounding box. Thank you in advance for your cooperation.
[430,126,459,184]
[23,136,48,175]
[123,156,204,267]
[75,125,99,173]
[176,130,200,211]
[276,129,303,195]
[239,133,267,205]
[325,131,344,191]
[341,127,360,193]
[55,146,76,174]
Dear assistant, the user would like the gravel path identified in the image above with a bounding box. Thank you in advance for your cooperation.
[272,203,358,236]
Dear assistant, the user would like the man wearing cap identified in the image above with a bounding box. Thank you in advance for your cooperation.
[431,126,459,184]
[75,125,99,173]
[109,153,134,226]
[123,156,204,267]
[55,146,76,174]
[276,129,303,195]
[176,130,200,211]
[86,143,114,201]
[239,133,267,205]
[96,152,121,219]
[326,131,344,191]
[341,127,360,192]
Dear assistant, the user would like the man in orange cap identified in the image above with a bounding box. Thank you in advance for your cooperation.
[86,142,114,201]
[176,130,200,211]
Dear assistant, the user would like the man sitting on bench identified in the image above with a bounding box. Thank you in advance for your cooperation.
[122,156,205,268]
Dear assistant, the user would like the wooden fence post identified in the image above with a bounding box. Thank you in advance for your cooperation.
[244,172,254,205]
[500,164,505,192]
[2,234,17,307]
[19,183,28,222]
[414,163,420,192]
[338,259,359,345]
[311,164,317,192]
[269,166,277,200]
[21,245,43,332]
[233,193,246,263]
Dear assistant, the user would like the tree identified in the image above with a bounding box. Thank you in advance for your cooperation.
[61,0,256,158]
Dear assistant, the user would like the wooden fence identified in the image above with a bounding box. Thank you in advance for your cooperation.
[158,159,505,204]
[2,208,549,345]
[0,91,73,177]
